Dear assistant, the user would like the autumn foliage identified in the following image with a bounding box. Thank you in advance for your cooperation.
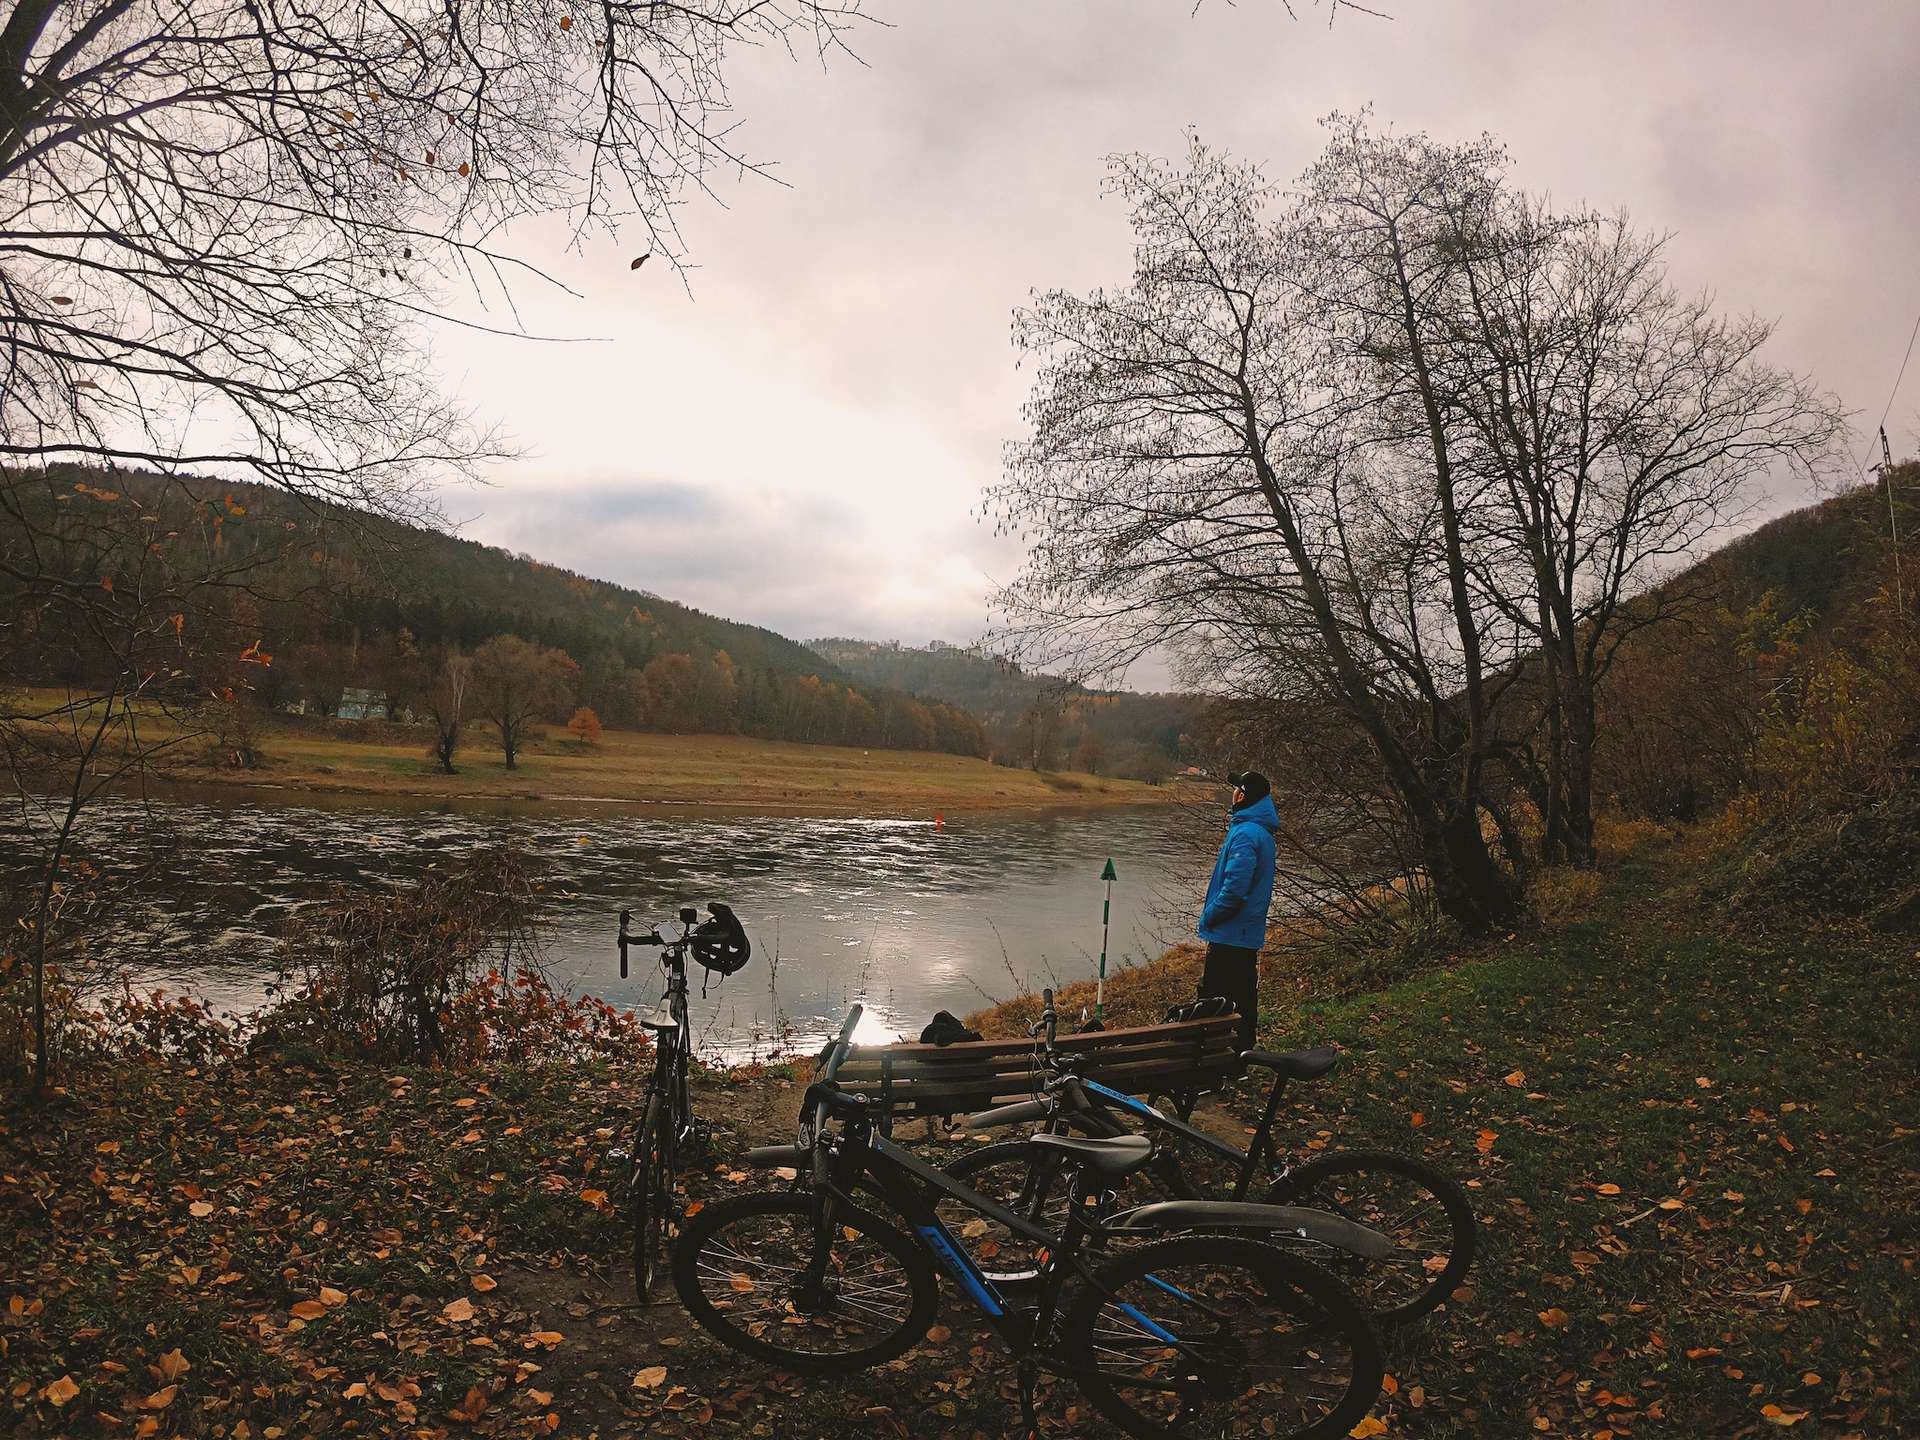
[565,707,603,745]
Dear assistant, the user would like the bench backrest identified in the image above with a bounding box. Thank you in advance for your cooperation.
[825,1014,1242,1127]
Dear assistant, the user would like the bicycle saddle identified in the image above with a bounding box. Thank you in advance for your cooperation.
[1243,1047,1339,1080]
[640,999,678,1032]
[1031,1132,1153,1179]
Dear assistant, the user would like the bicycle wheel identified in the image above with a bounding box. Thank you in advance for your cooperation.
[628,1094,674,1301]
[671,1191,939,1375]
[1064,1235,1382,1440]
[940,1139,1174,1290]
[1265,1149,1476,1323]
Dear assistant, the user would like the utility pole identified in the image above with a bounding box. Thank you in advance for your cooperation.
[1881,426,1905,617]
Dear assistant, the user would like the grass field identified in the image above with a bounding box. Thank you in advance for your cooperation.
[210,726,1165,813]
[1,822,1909,1437]
[14,690,1171,813]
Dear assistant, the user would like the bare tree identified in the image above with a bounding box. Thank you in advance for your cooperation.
[0,467,283,1087]
[991,117,1843,932]
[471,633,574,769]
[1432,203,1843,864]
[989,129,1527,934]
[424,647,470,774]
[0,0,866,1088]
[0,0,868,507]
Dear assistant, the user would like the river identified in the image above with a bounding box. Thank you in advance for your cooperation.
[2,788,1207,1057]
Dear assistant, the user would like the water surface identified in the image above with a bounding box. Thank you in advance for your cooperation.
[2,788,1203,1057]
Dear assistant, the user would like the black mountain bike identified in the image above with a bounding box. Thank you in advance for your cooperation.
[615,902,750,1300]
[944,991,1476,1324]
[672,1006,1393,1440]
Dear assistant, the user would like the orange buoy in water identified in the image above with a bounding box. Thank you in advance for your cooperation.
[935,813,944,829]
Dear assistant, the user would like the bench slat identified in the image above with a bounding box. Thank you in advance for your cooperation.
[814,1014,1243,1125]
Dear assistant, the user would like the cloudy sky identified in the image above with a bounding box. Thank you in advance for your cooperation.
[426,1,1920,675]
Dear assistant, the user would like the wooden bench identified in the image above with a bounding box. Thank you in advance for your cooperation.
[824,1014,1243,1134]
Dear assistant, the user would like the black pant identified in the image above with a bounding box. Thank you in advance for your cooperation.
[1200,942,1259,1051]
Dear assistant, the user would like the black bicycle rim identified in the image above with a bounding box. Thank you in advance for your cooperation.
[1266,1148,1477,1323]
[1064,1234,1383,1440]
[670,1191,939,1375]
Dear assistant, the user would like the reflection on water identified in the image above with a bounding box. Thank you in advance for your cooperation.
[0,788,1199,1057]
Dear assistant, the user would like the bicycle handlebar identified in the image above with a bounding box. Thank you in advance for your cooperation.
[616,908,673,978]
[802,1004,865,1147]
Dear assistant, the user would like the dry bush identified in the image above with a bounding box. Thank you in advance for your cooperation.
[257,847,643,1065]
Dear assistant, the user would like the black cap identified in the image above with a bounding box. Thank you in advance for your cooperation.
[1228,770,1270,807]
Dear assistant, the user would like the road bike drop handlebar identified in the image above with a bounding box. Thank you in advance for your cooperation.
[617,906,703,978]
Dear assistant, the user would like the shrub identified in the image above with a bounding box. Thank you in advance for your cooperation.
[566,706,603,745]
[254,846,644,1065]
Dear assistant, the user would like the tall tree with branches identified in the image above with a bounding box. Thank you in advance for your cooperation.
[0,0,867,1088]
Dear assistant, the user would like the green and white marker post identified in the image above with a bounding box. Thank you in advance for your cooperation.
[1096,857,1117,1020]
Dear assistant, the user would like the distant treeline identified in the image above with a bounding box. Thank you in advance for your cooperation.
[8,468,989,756]
[808,637,1204,780]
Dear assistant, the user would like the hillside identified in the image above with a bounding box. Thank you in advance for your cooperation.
[808,636,1203,780]
[8,466,988,756]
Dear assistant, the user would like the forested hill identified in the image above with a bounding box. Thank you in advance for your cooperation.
[14,467,989,755]
[807,637,1204,780]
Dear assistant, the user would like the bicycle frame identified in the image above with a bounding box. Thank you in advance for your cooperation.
[1047,1072,1298,1202]
[802,1111,1235,1390]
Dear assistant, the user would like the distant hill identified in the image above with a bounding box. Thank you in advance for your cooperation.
[9,467,989,755]
[807,637,1204,781]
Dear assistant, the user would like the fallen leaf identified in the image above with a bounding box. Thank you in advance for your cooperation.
[1538,1307,1570,1329]
[528,1331,564,1349]
[142,1386,177,1409]
[1595,1182,1622,1195]
[43,1375,79,1407]
[471,1274,497,1292]
[1475,1129,1498,1154]
[188,1201,214,1218]
[632,1366,668,1389]
[318,1286,347,1308]
[1503,1070,1526,1087]
[156,1349,190,1383]
[442,1297,475,1323]
[1348,1418,1389,1438]
[289,1300,327,1321]
[1760,1404,1807,1426]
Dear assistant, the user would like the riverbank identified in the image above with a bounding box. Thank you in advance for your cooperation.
[2,823,1912,1437]
[167,724,1174,815]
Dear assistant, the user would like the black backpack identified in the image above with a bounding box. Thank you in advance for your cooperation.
[918,1010,984,1046]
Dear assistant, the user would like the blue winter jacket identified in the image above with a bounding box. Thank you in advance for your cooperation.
[1196,794,1280,950]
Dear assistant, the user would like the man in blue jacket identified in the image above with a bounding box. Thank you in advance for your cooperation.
[1197,770,1279,1051]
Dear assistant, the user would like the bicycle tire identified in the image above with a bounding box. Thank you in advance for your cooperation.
[671,1190,939,1375]
[629,1094,674,1301]
[1064,1234,1382,1440]
[1265,1148,1476,1324]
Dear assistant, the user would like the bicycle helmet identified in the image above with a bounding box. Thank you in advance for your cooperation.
[691,902,751,976]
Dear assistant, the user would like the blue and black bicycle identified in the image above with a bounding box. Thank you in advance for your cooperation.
[670,1005,1391,1439]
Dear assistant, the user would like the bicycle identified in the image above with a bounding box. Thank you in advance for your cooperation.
[614,902,749,1300]
[943,991,1476,1324]
[671,1004,1393,1440]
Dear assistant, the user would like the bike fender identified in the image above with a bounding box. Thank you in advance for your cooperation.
[959,1098,1053,1131]
[744,1144,808,1169]
[1105,1200,1396,1261]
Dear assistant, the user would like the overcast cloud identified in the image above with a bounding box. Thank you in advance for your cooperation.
[426,1,1920,675]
